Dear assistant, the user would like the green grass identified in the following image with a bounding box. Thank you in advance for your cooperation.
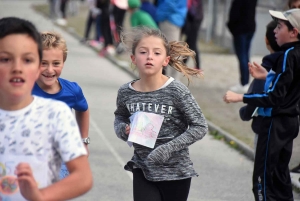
[33,3,91,38]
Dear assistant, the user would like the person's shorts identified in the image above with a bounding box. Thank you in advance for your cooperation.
[59,163,69,179]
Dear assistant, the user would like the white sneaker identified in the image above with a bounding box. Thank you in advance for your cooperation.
[230,83,250,93]
[106,46,116,56]
[56,18,67,26]
[290,172,300,188]
[89,40,104,51]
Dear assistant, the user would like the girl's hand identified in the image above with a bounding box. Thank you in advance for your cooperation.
[15,163,44,201]
[248,62,267,80]
[146,144,171,165]
[223,91,244,103]
[125,124,130,135]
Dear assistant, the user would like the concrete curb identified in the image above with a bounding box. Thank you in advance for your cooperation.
[207,120,254,161]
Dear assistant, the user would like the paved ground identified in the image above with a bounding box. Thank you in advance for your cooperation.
[1,0,300,200]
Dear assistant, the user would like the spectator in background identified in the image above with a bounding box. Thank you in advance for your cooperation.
[96,0,116,56]
[57,0,70,26]
[239,20,281,157]
[156,0,187,79]
[227,0,258,93]
[49,0,59,20]
[112,0,128,42]
[127,0,158,28]
[289,0,300,9]
[182,0,203,70]
[140,0,158,25]
[287,0,300,184]
[68,0,80,16]
[111,0,128,54]
[81,0,102,49]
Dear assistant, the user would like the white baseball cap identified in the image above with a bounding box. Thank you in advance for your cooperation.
[269,9,300,32]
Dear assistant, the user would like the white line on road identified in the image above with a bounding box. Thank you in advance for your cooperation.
[90,118,133,180]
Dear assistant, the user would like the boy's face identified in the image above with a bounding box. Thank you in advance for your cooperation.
[0,34,40,104]
[274,20,298,46]
[291,1,300,9]
[38,48,64,87]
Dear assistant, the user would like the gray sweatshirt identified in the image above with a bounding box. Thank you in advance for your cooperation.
[114,78,208,181]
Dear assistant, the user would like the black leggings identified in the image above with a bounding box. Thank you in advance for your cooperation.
[182,14,202,69]
[112,5,126,42]
[60,0,69,18]
[100,8,113,47]
[133,168,191,201]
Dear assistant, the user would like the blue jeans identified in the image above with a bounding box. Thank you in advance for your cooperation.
[84,12,101,40]
[233,33,254,86]
[95,14,101,40]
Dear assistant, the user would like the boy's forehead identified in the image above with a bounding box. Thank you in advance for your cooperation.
[276,19,287,25]
[277,19,283,23]
[0,34,38,53]
[0,33,33,44]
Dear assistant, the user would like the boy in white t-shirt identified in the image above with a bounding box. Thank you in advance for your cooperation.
[0,17,93,201]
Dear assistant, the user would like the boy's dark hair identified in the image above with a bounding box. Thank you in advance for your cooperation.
[266,20,281,52]
[273,18,300,40]
[0,17,42,62]
[282,20,300,40]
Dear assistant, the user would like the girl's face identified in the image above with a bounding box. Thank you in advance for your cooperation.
[131,36,170,77]
[274,20,297,46]
[37,48,64,88]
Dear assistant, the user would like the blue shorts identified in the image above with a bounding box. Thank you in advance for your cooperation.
[59,163,69,179]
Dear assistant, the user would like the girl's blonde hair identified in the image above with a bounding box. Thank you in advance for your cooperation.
[40,31,68,62]
[120,26,203,84]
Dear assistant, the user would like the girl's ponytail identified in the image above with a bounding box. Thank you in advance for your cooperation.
[168,41,203,84]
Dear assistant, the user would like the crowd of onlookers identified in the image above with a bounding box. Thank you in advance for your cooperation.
[48,0,204,70]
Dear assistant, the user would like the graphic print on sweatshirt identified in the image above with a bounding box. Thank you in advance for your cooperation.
[126,102,173,115]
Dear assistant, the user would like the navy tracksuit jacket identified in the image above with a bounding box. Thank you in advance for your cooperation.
[243,41,300,201]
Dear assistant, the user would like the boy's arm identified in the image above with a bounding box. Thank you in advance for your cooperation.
[243,51,294,107]
[73,83,90,150]
[239,105,256,121]
[147,90,208,164]
[76,109,90,153]
[16,156,93,201]
[42,156,92,200]
[75,109,89,138]
[17,156,92,201]
[239,79,264,121]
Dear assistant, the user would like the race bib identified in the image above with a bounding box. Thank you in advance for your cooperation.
[128,112,164,148]
[0,155,48,201]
